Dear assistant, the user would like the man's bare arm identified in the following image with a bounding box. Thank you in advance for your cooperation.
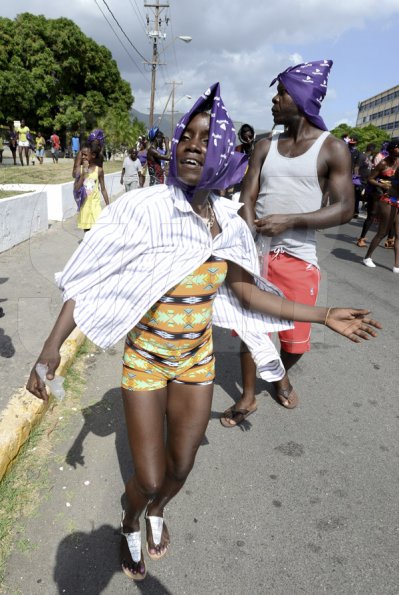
[240,138,270,229]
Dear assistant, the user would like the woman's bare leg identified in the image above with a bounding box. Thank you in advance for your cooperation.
[146,381,213,554]
[121,387,167,576]
[122,387,168,530]
[365,202,394,259]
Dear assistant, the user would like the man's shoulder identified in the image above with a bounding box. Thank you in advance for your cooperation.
[253,135,273,160]
[320,134,352,161]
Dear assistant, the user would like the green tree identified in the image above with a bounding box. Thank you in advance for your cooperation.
[99,108,146,155]
[0,13,137,139]
[330,123,389,151]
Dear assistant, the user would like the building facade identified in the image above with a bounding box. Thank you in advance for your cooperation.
[356,85,399,137]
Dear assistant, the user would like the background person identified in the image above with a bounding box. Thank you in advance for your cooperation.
[147,128,170,185]
[363,140,399,269]
[17,119,30,166]
[35,131,46,164]
[73,141,109,232]
[49,130,60,163]
[137,139,148,187]
[120,148,142,191]
[7,124,18,165]
[71,133,80,158]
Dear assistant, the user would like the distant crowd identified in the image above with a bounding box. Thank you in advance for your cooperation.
[0,122,113,166]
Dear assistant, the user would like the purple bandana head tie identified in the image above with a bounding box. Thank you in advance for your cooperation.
[166,82,248,201]
[270,60,333,130]
[88,129,105,148]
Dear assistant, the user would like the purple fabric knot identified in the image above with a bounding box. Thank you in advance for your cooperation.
[166,82,248,201]
[88,129,105,148]
[270,60,333,130]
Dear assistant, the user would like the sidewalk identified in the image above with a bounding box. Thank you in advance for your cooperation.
[0,217,85,477]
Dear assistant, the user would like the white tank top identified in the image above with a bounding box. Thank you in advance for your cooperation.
[255,131,330,267]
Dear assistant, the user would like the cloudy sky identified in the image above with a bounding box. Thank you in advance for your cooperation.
[4,1,399,132]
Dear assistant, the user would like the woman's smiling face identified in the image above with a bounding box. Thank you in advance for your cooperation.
[176,113,210,187]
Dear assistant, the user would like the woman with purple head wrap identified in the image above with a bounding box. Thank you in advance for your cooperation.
[27,83,381,582]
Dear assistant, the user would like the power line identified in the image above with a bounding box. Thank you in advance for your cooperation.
[166,4,179,73]
[94,0,150,83]
[101,0,148,63]
[127,0,147,34]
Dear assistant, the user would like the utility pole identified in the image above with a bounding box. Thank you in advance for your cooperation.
[145,2,169,128]
[167,80,182,138]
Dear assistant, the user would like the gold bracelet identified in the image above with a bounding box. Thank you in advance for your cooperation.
[324,307,332,325]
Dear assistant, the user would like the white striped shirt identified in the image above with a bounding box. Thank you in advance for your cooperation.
[56,185,293,381]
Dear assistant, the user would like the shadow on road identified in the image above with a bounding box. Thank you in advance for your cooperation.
[0,276,15,358]
[329,247,364,264]
[65,387,132,484]
[53,523,173,594]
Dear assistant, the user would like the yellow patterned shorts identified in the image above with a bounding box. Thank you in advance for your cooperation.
[122,257,227,392]
[122,330,215,392]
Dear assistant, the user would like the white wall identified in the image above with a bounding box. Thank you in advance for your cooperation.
[0,171,124,253]
[0,191,48,252]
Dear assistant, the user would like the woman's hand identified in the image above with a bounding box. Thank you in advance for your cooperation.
[26,346,61,402]
[325,308,381,342]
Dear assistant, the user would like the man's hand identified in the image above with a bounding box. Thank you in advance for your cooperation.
[254,214,292,236]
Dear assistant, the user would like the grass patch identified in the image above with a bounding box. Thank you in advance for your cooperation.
[0,191,29,199]
[0,160,122,185]
[0,340,96,589]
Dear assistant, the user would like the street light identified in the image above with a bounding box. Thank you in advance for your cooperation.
[147,35,192,128]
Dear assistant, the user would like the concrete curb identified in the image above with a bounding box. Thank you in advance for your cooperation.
[0,328,86,481]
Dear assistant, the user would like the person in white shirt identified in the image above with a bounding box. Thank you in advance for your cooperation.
[26,84,380,582]
[120,148,142,191]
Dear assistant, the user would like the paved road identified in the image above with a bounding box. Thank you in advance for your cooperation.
[2,216,399,594]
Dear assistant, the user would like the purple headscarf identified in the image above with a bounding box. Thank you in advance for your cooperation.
[88,129,105,148]
[166,82,248,200]
[270,60,333,131]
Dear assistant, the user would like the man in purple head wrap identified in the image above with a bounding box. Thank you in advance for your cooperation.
[221,60,355,427]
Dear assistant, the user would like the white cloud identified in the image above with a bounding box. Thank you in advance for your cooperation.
[3,1,399,129]
[289,53,304,65]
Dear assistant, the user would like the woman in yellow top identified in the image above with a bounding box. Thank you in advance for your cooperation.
[17,119,30,166]
[73,142,110,231]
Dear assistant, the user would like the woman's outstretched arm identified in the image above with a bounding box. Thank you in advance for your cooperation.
[226,261,381,342]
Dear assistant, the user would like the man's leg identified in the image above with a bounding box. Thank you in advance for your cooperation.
[225,253,319,421]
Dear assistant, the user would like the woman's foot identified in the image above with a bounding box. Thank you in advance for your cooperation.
[356,238,367,247]
[120,515,146,580]
[145,510,170,560]
[384,238,394,248]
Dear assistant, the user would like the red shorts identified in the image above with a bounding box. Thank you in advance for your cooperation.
[264,252,320,354]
